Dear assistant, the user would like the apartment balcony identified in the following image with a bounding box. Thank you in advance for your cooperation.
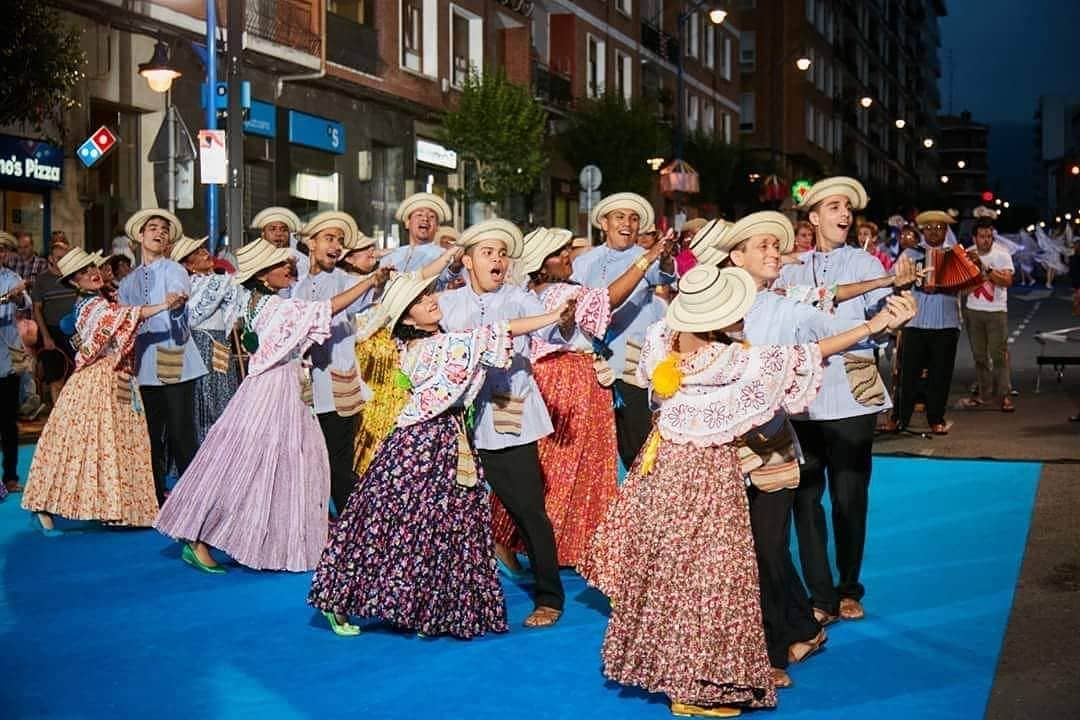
[326,11,379,75]
[246,0,322,57]
[641,21,679,64]
[533,61,573,110]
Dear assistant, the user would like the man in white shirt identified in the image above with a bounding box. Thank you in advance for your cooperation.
[962,218,1015,412]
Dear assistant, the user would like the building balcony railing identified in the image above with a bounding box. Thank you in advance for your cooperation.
[247,0,322,57]
[641,20,679,64]
[533,61,573,109]
[326,11,379,75]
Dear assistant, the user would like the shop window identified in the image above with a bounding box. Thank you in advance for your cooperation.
[289,144,339,219]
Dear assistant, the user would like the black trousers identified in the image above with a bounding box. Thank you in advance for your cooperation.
[478,442,564,611]
[0,373,19,483]
[318,411,358,516]
[749,485,820,668]
[613,380,652,469]
[141,381,199,506]
[791,414,876,615]
[897,327,959,427]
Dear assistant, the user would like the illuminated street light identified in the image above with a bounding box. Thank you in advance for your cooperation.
[1040,221,1047,227]
[923,138,935,149]
[859,96,873,108]
[894,118,906,129]
[646,157,665,171]
[1067,213,1074,220]
[957,160,966,169]
[940,175,950,183]
[1071,164,1080,176]
[994,198,1002,205]
[708,9,728,24]
[795,56,812,71]
[1003,201,1010,208]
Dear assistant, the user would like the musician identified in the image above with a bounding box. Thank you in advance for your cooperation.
[890,210,963,435]
[774,177,899,624]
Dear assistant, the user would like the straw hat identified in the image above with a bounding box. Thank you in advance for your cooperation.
[688,219,733,267]
[714,211,796,254]
[434,226,459,246]
[355,271,436,341]
[571,236,591,249]
[301,211,358,248]
[345,232,376,252]
[518,227,574,275]
[395,192,452,223]
[232,238,294,284]
[590,192,655,231]
[667,266,758,333]
[681,217,708,235]
[915,210,956,226]
[457,219,524,259]
[90,251,109,267]
[124,209,183,244]
[170,235,208,262]
[56,248,101,281]
[0,231,15,250]
[797,176,868,211]
[640,222,657,235]
[250,206,301,232]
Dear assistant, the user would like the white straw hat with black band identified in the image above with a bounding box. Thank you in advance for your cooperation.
[688,219,733,267]
[232,238,294,285]
[518,227,574,275]
[56,248,101,281]
[713,211,796,255]
[796,176,869,212]
[589,192,656,231]
[170,236,209,263]
[666,266,758,333]
[301,211,359,248]
[394,192,452,224]
[125,209,183,245]
[250,206,302,233]
[354,271,436,342]
[456,218,525,260]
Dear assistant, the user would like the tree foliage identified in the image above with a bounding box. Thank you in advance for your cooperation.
[437,69,548,205]
[558,93,669,197]
[0,1,85,140]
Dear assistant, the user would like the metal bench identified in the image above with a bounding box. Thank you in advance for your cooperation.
[1034,326,1080,393]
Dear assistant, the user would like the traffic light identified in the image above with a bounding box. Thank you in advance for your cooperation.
[981,190,994,203]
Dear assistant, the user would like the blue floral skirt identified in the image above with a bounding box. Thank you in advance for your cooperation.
[308,411,508,638]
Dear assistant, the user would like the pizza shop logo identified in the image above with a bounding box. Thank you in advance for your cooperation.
[0,154,62,183]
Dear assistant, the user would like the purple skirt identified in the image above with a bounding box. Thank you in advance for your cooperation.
[308,412,508,638]
[154,361,329,571]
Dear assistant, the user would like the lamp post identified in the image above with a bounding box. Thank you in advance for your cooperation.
[139,40,182,213]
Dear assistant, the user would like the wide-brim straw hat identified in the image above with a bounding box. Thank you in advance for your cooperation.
[667,266,758,333]
[434,226,459,246]
[590,192,656,231]
[681,217,708,235]
[125,209,183,244]
[714,211,796,254]
[345,233,376,252]
[0,231,15,250]
[56,248,100,281]
[457,219,524,259]
[233,238,294,284]
[301,211,358,248]
[915,210,957,226]
[519,227,574,275]
[170,235,208,262]
[395,192,452,223]
[250,206,301,232]
[355,271,436,341]
[688,219,733,267]
[797,176,869,211]
[571,236,590,249]
[90,251,109,267]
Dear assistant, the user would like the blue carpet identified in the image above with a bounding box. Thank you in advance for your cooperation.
[0,448,1039,720]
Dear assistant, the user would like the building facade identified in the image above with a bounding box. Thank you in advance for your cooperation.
[1033,94,1080,218]
[937,111,989,221]
[735,0,948,216]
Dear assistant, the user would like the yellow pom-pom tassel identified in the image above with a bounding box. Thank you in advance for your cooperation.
[639,430,662,475]
[651,354,683,399]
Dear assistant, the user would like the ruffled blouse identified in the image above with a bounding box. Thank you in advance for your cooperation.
[246,295,333,376]
[397,322,514,427]
[530,283,611,361]
[74,296,142,371]
[188,272,244,332]
[637,321,823,447]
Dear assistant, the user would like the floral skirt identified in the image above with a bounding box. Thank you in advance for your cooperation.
[22,359,158,526]
[309,411,508,639]
[580,436,776,709]
[491,352,618,568]
[154,361,329,571]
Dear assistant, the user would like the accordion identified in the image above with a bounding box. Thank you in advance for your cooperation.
[920,246,983,294]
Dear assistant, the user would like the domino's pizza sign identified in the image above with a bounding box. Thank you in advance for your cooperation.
[77,125,119,168]
[0,134,64,188]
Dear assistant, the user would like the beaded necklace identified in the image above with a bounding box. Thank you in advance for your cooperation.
[242,291,274,353]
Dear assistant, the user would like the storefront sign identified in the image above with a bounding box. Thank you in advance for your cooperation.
[288,110,345,155]
[416,138,458,170]
[0,134,63,188]
[245,100,276,138]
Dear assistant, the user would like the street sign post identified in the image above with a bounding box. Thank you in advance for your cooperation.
[579,164,602,239]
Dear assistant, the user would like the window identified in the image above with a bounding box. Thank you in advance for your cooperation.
[686,13,700,59]
[587,34,606,98]
[328,0,371,25]
[739,92,755,131]
[704,25,715,68]
[615,0,631,15]
[806,102,815,143]
[833,120,842,155]
[721,35,732,80]
[688,93,699,132]
[450,5,482,88]
[805,0,816,24]
[721,111,732,143]
[703,103,715,134]
[740,31,756,71]
[816,111,825,147]
[614,49,632,102]
[400,0,436,76]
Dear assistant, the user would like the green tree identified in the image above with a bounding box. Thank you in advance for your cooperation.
[0,1,85,140]
[437,69,548,206]
[558,93,669,197]
[682,131,746,214]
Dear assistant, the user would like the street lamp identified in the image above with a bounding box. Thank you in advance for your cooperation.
[894,118,906,129]
[646,157,665,171]
[940,175,950,183]
[708,9,728,24]
[923,137,935,149]
[795,56,812,71]
[859,96,873,108]
[957,160,966,169]
[139,39,182,213]
[994,198,1002,205]
[1004,201,1010,208]
[1039,221,1047,227]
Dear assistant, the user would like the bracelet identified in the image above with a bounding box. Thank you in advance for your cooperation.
[633,255,651,273]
